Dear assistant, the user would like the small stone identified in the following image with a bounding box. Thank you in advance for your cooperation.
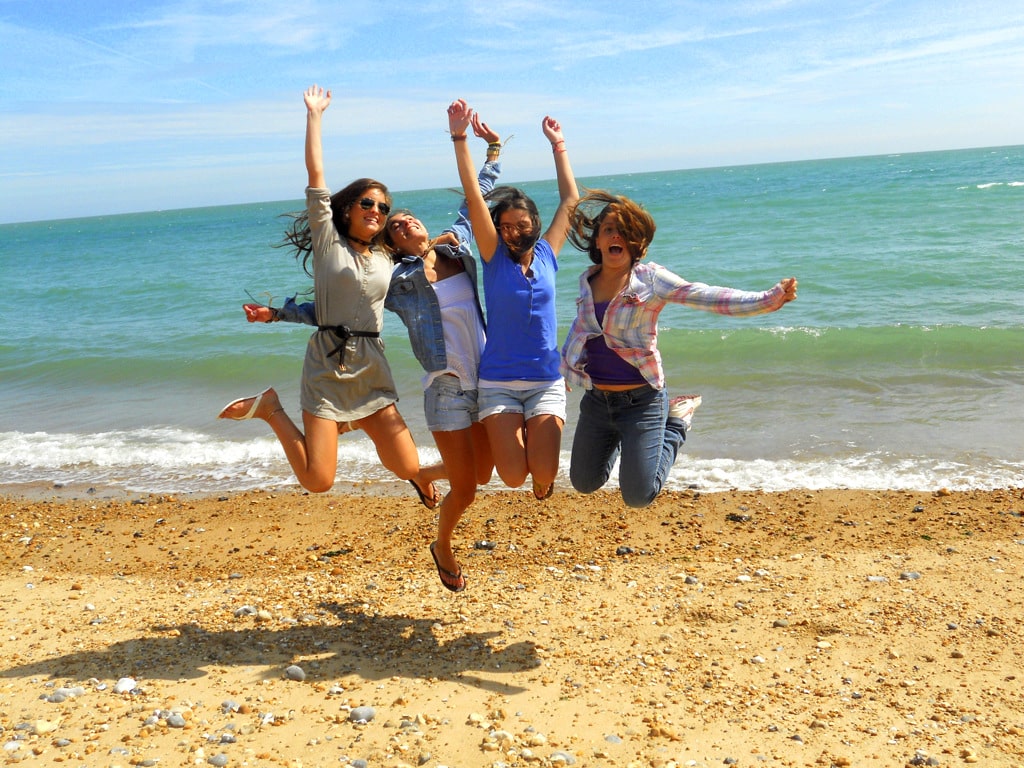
[899,571,922,580]
[32,720,60,735]
[113,677,137,694]
[284,665,306,682]
[349,706,375,723]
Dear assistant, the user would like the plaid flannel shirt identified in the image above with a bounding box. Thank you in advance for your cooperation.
[560,261,787,390]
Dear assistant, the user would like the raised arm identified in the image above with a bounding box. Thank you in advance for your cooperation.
[448,99,499,262]
[539,115,579,257]
[304,85,331,189]
[438,113,503,257]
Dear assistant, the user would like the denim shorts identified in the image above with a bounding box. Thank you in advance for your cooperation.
[423,375,480,432]
[478,381,567,421]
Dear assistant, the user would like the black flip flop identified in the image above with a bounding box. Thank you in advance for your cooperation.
[409,479,441,510]
[429,542,466,593]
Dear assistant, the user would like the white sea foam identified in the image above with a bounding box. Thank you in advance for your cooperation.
[1,429,1019,497]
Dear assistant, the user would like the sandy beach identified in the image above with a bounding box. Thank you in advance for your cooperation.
[2,485,1024,767]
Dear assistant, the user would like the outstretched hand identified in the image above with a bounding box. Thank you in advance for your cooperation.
[243,303,274,323]
[471,112,500,144]
[541,115,564,145]
[778,278,798,304]
[303,84,331,115]
[447,99,472,137]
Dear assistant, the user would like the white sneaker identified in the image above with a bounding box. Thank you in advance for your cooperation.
[668,394,702,429]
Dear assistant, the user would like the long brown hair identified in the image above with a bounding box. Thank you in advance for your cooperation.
[567,189,656,266]
[278,178,392,276]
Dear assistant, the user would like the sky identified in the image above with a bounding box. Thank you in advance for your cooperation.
[1,0,1022,224]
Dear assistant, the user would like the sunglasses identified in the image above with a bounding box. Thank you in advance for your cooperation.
[357,197,390,216]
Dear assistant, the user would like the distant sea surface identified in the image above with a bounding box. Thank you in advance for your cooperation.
[2,145,1022,497]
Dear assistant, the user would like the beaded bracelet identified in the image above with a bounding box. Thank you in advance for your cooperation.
[451,134,467,142]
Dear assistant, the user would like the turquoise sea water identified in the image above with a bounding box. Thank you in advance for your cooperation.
[1,145,1022,496]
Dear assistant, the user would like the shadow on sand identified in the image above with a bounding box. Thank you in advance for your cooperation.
[0,600,539,695]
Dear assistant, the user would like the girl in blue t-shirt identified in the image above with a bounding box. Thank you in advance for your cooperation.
[447,98,579,501]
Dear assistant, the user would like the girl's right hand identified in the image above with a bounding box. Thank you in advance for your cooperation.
[304,84,331,114]
[243,303,275,323]
[447,99,472,137]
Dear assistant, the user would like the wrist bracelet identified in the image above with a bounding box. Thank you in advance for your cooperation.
[488,141,502,149]
[451,134,467,142]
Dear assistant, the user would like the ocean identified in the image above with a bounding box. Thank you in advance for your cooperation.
[2,145,1022,497]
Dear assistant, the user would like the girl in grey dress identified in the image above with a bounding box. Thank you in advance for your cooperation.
[219,84,440,507]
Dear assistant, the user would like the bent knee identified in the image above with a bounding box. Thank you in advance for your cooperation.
[622,491,657,508]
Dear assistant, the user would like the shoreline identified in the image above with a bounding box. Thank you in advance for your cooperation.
[3,486,1024,766]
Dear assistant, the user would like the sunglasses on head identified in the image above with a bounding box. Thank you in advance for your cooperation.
[357,197,390,216]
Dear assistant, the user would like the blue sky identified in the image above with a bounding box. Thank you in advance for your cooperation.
[1,0,1022,224]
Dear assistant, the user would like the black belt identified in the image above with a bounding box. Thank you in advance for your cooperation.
[319,325,380,368]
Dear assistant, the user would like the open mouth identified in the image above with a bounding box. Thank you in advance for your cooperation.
[608,245,624,255]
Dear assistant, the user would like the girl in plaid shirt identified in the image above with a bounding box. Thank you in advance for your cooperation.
[560,190,797,507]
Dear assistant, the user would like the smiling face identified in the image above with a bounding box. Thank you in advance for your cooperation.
[347,187,390,243]
[385,211,430,255]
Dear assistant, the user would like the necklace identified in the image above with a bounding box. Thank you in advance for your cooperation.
[347,234,373,249]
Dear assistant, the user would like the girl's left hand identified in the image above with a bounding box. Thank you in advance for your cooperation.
[541,115,563,144]
[472,112,500,144]
[778,277,798,303]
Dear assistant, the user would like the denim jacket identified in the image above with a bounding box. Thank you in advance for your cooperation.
[276,160,500,375]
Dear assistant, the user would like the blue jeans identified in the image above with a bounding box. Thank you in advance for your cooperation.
[569,385,686,508]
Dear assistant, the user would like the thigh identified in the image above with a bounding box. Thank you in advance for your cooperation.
[570,391,621,492]
[483,411,528,487]
[616,389,669,489]
[432,427,478,497]
[469,421,494,486]
[524,412,564,481]
[301,410,342,488]
[358,404,420,477]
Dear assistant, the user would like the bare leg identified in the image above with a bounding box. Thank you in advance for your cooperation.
[358,404,438,504]
[429,427,479,583]
[470,421,494,486]
[526,414,564,499]
[219,387,339,493]
[482,412,529,488]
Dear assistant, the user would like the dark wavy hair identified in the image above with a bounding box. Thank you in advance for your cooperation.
[485,186,542,264]
[567,189,656,266]
[278,178,392,276]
